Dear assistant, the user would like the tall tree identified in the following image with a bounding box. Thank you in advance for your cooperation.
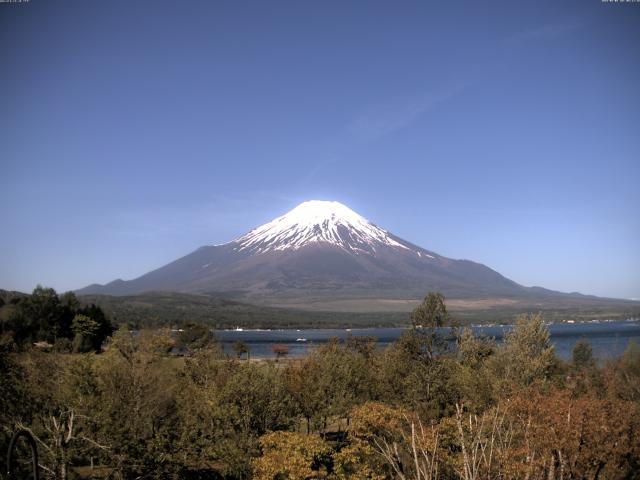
[410,292,451,329]
[572,338,595,370]
[72,314,101,353]
[491,313,556,388]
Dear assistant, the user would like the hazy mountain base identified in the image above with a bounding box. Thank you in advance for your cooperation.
[77,291,640,329]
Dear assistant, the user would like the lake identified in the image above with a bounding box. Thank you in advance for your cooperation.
[215,320,640,360]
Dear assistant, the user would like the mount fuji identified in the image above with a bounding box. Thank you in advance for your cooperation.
[77,201,607,310]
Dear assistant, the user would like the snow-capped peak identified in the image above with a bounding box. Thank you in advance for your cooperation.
[234,200,411,254]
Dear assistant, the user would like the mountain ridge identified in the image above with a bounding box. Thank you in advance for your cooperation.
[77,200,631,311]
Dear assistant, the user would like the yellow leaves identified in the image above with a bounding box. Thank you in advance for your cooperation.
[349,402,407,440]
[252,405,406,480]
[348,402,440,480]
[251,431,331,480]
[332,441,385,480]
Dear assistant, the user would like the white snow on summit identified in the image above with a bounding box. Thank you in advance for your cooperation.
[234,200,412,254]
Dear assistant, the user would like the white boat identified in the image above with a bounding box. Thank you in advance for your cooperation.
[296,338,307,342]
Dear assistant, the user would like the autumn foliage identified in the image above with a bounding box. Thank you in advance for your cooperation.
[2,309,640,479]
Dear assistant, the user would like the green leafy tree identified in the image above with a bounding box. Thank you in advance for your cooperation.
[76,303,114,349]
[454,328,496,412]
[0,350,28,466]
[92,328,182,478]
[491,313,557,389]
[345,335,377,358]
[58,291,80,338]
[8,286,64,345]
[410,292,450,329]
[457,328,495,369]
[175,347,247,477]
[72,314,101,353]
[314,339,375,430]
[176,323,214,353]
[2,288,112,350]
[221,362,295,436]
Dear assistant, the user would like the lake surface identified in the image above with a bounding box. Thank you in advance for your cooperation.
[215,320,640,360]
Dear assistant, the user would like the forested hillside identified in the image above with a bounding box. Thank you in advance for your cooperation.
[78,291,408,329]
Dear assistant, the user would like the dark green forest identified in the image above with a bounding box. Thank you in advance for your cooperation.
[1,290,639,479]
[0,287,113,354]
[76,292,409,330]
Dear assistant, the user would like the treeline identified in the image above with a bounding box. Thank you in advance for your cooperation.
[1,299,639,479]
[78,291,409,330]
[0,286,113,353]
[76,291,640,330]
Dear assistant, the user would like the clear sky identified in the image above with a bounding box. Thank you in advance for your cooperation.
[1,0,638,299]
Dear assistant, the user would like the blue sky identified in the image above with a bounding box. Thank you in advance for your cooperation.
[1,0,638,299]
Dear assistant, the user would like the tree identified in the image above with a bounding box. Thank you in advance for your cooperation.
[17,410,109,480]
[59,291,80,311]
[572,338,595,370]
[345,402,440,480]
[500,388,640,479]
[27,286,62,341]
[252,431,331,480]
[2,288,112,350]
[410,292,450,329]
[58,292,80,340]
[220,363,294,436]
[289,338,376,433]
[9,286,64,345]
[0,350,27,464]
[92,328,181,478]
[457,328,495,369]
[345,335,377,358]
[491,313,556,388]
[72,314,101,353]
[606,340,640,402]
[454,329,496,412]
[176,323,213,353]
[174,346,241,477]
[76,303,113,351]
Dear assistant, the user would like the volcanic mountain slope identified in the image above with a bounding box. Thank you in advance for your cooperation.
[77,200,605,309]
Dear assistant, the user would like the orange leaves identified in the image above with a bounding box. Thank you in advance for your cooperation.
[500,387,640,479]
